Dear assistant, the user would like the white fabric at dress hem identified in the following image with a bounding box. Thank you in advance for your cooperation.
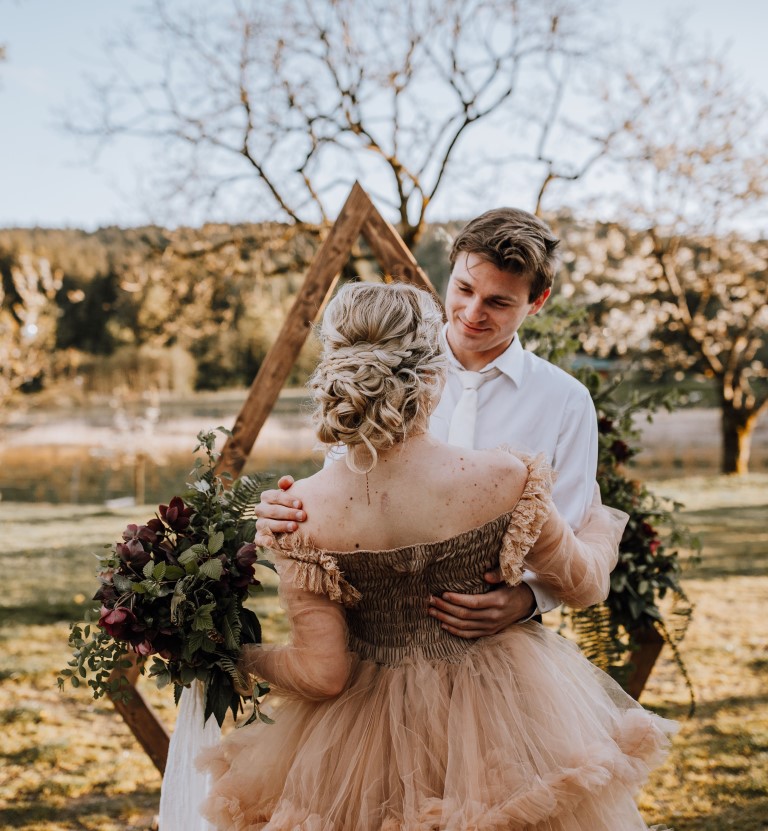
[159,680,221,831]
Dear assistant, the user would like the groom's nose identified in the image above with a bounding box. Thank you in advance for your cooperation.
[464,296,485,322]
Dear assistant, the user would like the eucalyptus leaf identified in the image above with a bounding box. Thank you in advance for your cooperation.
[113,574,134,593]
[164,566,185,581]
[199,558,224,580]
[193,602,217,632]
[178,549,197,565]
[207,531,225,555]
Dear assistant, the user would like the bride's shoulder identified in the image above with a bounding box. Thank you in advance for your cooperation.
[284,468,334,506]
[464,446,529,479]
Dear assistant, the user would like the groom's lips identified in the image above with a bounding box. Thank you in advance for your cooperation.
[458,319,488,334]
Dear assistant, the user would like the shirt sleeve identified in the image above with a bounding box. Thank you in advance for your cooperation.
[519,569,560,617]
[520,388,597,616]
[550,386,599,530]
[237,555,358,701]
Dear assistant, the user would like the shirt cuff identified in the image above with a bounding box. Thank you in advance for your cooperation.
[520,569,560,620]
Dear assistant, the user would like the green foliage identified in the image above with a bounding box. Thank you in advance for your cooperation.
[525,303,700,711]
[578,368,700,712]
[58,428,274,727]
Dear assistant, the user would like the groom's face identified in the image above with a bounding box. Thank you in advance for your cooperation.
[445,252,550,371]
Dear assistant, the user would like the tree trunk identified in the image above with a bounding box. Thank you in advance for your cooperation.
[721,397,758,475]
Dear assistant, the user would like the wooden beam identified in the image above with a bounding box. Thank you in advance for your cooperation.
[216,182,373,480]
[358,192,438,298]
[108,661,170,774]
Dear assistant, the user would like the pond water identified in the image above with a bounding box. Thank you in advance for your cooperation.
[0,390,323,504]
[1,393,766,504]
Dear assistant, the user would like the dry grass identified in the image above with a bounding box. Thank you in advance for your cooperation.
[1,476,766,830]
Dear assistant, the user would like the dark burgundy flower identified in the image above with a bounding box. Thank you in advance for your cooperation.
[93,569,118,604]
[232,543,261,589]
[133,639,157,656]
[597,416,614,434]
[640,521,657,538]
[609,439,632,462]
[159,496,194,531]
[146,517,165,535]
[98,605,138,640]
[116,538,152,570]
[93,583,118,604]
[122,523,158,546]
[235,543,258,569]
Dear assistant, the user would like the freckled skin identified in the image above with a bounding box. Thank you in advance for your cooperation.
[255,439,536,636]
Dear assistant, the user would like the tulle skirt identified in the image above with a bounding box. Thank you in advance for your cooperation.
[197,622,676,830]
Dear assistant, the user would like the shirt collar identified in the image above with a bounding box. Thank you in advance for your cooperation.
[440,324,526,387]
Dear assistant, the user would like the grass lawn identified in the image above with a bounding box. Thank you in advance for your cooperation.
[0,475,766,830]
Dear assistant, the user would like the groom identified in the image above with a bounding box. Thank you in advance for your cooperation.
[254,207,598,635]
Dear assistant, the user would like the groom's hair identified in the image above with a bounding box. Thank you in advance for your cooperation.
[449,208,560,301]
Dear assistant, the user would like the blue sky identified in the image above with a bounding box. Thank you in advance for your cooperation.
[1,0,766,230]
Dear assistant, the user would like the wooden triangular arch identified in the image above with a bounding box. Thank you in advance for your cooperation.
[109,182,437,773]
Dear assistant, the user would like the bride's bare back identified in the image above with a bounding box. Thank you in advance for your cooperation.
[285,435,528,553]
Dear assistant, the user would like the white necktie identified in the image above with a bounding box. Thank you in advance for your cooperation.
[447,368,500,449]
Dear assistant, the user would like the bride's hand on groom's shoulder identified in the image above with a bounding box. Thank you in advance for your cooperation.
[254,475,307,546]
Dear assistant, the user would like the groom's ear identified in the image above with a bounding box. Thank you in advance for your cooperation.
[527,288,551,316]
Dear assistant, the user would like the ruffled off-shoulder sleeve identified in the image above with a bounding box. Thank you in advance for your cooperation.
[500,454,629,609]
[498,454,554,587]
[275,541,362,607]
[237,538,359,701]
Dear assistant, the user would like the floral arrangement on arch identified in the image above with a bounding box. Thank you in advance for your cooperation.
[525,299,700,712]
[576,371,700,711]
[59,429,274,727]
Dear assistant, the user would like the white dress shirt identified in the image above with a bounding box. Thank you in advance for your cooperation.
[431,329,599,614]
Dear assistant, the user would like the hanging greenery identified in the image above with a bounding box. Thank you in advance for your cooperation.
[525,298,701,714]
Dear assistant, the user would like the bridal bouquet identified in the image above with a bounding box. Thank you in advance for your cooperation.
[58,428,274,727]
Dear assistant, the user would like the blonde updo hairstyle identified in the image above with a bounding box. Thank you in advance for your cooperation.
[310,282,447,473]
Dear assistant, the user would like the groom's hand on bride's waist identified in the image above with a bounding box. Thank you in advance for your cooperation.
[428,578,537,639]
[254,475,305,546]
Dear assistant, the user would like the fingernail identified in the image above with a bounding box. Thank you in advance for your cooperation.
[296,511,304,521]
[288,523,297,531]
[293,501,301,508]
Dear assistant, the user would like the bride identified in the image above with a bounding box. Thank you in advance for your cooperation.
[195,281,675,830]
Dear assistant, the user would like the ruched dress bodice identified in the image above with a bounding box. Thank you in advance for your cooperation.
[331,512,512,664]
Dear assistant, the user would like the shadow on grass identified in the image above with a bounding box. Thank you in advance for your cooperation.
[670,798,768,831]
[649,676,768,831]
[0,602,87,627]
[656,690,768,722]
[0,788,160,828]
[683,505,768,581]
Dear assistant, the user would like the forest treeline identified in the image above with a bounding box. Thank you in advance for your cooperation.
[0,221,457,394]
[1,218,766,471]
